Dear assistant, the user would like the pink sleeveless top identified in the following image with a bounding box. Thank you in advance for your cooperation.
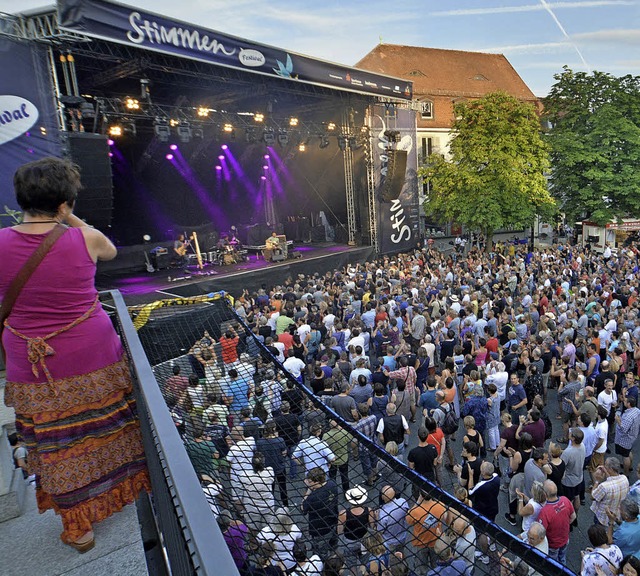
[0,226,123,383]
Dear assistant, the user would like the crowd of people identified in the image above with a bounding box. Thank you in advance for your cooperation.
[159,236,640,576]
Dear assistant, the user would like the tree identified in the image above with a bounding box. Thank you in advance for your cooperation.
[544,67,640,225]
[419,92,554,250]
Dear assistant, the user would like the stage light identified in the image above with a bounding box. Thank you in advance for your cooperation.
[263,165,269,170]
[166,153,174,160]
[177,121,192,143]
[197,107,209,117]
[170,144,178,151]
[277,128,289,147]
[218,155,225,160]
[254,113,264,123]
[123,121,136,136]
[215,165,222,171]
[289,117,299,126]
[245,126,257,142]
[107,139,114,146]
[327,122,336,131]
[223,123,233,133]
[338,135,347,151]
[125,97,139,110]
[298,143,306,152]
[108,125,122,137]
[263,128,275,146]
[108,152,113,157]
[193,128,204,139]
[221,144,229,150]
[261,175,267,180]
[170,119,179,127]
[154,118,170,142]
[264,154,270,159]
[319,136,330,149]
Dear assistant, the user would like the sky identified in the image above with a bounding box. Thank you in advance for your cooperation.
[5,0,640,96]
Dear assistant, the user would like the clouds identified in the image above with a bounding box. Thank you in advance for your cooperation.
[572,29,640,44]
[429,0,636,17]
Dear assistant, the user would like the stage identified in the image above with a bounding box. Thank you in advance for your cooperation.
[97,243,375,306]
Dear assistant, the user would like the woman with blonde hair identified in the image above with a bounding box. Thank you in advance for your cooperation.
[256,507,302,572]
[516,481,547,537]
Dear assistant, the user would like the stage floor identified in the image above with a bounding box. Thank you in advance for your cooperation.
[97,243,374,306]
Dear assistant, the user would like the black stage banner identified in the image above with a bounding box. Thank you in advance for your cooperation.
[58,0,413,101]
[371,105,419,254]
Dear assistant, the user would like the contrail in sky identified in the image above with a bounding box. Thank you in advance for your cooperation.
[539,0,591,71]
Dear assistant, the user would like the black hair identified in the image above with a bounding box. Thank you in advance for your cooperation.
[14,157,81,216]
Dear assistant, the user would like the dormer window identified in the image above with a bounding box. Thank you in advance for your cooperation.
[421,100,433,119]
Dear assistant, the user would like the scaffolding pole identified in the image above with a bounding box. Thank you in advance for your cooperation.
[342,112,356,245]
[364,114,378,254]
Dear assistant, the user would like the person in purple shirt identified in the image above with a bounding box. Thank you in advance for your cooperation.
[217,510,248,571]
[516,407,547,448]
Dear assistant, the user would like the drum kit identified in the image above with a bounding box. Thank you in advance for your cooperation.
[205,240,247,266]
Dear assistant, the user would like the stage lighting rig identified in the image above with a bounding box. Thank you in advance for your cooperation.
[327,122,336,131]
[254,113,264,123]
[289,117,299,126]
[319,135,330,149]
[177,121,192,143]
[125,97,140,110]
[194,128,204,139]
[153,118,170,142]
[223,123,233,132]
[108,125,123,137]
[298,143,306,152]
[245,126,257,143]
[123,121,137,136]
[277,129,289,147]
[197,107,210,117]
[337,135,347,151]
[263,128,276,146]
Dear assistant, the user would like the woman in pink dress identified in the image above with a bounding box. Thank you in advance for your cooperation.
[1,158,150,552]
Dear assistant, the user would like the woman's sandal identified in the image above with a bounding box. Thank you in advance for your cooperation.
[68,532,95,554]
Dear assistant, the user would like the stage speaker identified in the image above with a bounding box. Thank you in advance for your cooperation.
[310,225,326,243]
[63,133,113,231]
[289,250,302,259]
[151,251,170,270]
[271,253,285,262]
[380,149,407,202]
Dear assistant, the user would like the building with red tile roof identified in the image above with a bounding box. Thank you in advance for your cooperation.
[356,44,540,162]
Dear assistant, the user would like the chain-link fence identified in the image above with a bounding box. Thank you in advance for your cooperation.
[131,294,575,576]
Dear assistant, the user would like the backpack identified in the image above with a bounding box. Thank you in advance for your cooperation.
[441,405,459,435]
[253,396,269,424]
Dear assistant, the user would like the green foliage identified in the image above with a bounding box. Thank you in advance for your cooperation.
[544,67,640,225]
[418,92,553,247]
[1,205,22,225]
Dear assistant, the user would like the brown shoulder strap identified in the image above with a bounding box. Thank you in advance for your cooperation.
[0,224,68,326]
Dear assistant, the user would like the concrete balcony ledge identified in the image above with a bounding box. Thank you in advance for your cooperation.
[0,482,148,576]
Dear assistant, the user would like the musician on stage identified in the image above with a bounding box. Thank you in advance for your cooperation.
[264,231,283,262]
[173,233,189,267]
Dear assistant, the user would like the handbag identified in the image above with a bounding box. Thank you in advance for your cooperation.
[0,224,67,362]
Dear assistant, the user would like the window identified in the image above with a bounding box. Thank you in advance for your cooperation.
[420,100,433,119]
[421,137,433,159]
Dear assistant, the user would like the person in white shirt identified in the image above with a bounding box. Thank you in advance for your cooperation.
[591,405,609,471]
[486,361,508,404]
[283,349,306,382]
[597,378,618,418]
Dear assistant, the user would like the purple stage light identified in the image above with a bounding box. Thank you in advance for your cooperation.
[221,144,228,150]
[216,165,222,171]
[166,153,174,160]
[107,139,114,146]
[263,165,269,170]
[264,154,270,159]
[170,144,178,151]
[218,154,224,160]
[108,152,114,157]
[25,132,31,137]
[261,175,267,180]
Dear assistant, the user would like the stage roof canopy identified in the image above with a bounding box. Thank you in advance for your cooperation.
[49,0,412,102]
